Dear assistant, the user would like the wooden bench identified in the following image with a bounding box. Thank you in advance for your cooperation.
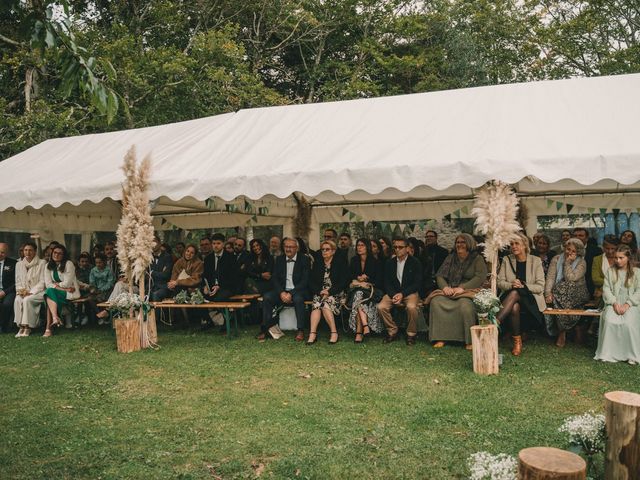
[98,301,250,336]
[543,308,601,317]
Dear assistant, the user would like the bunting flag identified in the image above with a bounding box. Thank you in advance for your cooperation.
[161,218,167,225]
[244,199,253,213]
[613,208,621,217]
[547,199,554,208]
[444,214,452,222]
[588,207,595,213]
[205,198,214,210]
[600,208,607,216]
[342,208,349,217]
[556,201,563,211]
[348,211,356,220]
[461,206,469,215]
[566,203,574,213]
[453,209,461,218]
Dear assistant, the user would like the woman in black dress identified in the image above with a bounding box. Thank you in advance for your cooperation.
[243,239,274,294]
[347,238,383,342]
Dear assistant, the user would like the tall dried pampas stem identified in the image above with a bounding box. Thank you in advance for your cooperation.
[116,145,156,349]
[472,180,521,295]
[293,193,312,240]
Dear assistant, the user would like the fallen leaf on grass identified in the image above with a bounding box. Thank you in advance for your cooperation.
[295,468,301,476]
[298,373,312,379]
[570,389,578,396]
[433,379,440,385]
[252,462,265,477]
[61,405,74,410]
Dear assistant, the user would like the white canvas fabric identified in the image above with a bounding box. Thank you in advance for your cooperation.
[1,73,639,214]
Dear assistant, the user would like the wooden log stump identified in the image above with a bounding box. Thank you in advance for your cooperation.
[114,317,142,353]
[604,390,640,480]
[470,324,499,375]
[518,447,586,479]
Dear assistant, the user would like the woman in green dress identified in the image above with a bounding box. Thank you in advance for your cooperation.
[594,245,640,365]
[43,245,80,337]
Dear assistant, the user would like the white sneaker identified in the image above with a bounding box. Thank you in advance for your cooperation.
[80,315,89,326]
[65,317,73,329]
[15,328,25,338]
[629,360,638,365]
[97,318,104,325]
[22,328,31,337]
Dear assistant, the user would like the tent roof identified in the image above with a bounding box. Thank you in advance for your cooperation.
[2,73,640,212]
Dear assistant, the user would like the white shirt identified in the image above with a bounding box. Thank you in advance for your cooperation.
[0,259,4,290]
[396,256,407,285]
[285,254,297,290]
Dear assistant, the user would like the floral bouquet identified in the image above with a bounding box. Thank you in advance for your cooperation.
[559,411,605,476]
[468,452,517,480]
[110,292,152,319]
[473,289,501,325]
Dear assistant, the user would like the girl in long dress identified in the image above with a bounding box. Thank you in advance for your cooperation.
[594,245,640,364]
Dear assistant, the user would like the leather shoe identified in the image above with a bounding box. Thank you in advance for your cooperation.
[294,330,305,342]
[406,335,417,346]
[383,334,397,344]
[257,332,267,342]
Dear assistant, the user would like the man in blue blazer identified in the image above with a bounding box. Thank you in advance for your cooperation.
[377,237,422,345]
[259,237,310,341]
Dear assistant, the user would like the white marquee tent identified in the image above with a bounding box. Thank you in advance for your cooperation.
[1,73,639,249]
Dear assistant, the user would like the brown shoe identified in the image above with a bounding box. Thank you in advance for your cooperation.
[295,330,305,342]
[511,335,522,356]
[406,335,417,346]
[383,334,397,344]
[257,332,267,342]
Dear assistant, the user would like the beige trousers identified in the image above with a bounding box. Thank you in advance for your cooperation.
[377,293,419,337]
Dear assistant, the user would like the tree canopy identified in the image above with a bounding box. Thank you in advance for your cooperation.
[1,0,639,160]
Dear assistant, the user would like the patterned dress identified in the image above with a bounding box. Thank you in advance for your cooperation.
[312,265,345,315]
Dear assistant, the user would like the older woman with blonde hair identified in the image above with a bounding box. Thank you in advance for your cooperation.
[545,237,589,347]
[496,233,546,356]
[427,233,488,350]
[14,242,48,337]
[307,240,348,344]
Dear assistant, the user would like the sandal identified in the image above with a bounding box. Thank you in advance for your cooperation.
[354,332,363,344]
[362,322,371,336]
[328,331,339,345]
[432,341,446,348]
[51,316,62,328]
[306,331,318,345]
[43,329,52,338]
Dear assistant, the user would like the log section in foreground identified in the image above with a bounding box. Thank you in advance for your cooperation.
[471,324,499,375]
[518,447,586,479]
[605,390,640,480]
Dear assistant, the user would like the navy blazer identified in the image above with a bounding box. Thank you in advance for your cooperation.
[348,255,382,288]
[383,255,422,297]
[0,257,17,295]
[203,251,239,293]
[272,254,310,297]
[310,258,349,296]
[149,252,173,290]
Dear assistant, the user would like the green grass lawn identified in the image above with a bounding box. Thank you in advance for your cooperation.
[0,323,635,479]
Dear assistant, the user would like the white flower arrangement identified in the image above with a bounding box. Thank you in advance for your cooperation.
[558,412,606,456]
[110,292,151,318]
[473,289,501,324]
[468,452,517,480]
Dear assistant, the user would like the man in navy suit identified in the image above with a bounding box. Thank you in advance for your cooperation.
[0,243,17,333]
[377,237,422,345]
[258,237,310,341]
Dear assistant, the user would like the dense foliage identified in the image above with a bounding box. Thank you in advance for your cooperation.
[1,0,639,160]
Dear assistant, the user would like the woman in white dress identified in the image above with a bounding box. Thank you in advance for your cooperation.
[594,245,640,365]
[14,242,47,337]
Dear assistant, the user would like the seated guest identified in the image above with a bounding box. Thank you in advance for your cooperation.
[173,242,185,263]
[552,229,572,253]
[259,238,310,342]
[234,238,250,263]
[199,236,212,260]
[572,227,601,298]
[104,241,119,278]
[347,238,383,342]
[370,239,383,262]
[307,240,348,344]
[620,230,639,266]
[545,238,589,347]
[496,233,546,356]
[421,230,448,285]
[76,253,92,296]
[592,235,620,300]
[533,233,556,278]
[224,241,234,255]
[377,237,422,345]
[269,235,282,259]
[594,245,640,364]
[13,242,47,337]
[43,245,80,337]
[91,244,104,258]
[149,234,174,301]
[407,237,422,259]
[244,239,274,295]
[0,242,17,334]
[160,242,172,257]
[88,253,115,324]
[427,234,487,350]
[338,232,356,263]
[378,237,392,259]
[203,233,238,302]
[167,244,204,294]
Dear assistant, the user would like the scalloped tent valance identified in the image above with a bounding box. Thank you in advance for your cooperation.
[1,73,639,217]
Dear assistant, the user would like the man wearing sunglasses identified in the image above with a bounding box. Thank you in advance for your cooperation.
[377,237,422,345]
